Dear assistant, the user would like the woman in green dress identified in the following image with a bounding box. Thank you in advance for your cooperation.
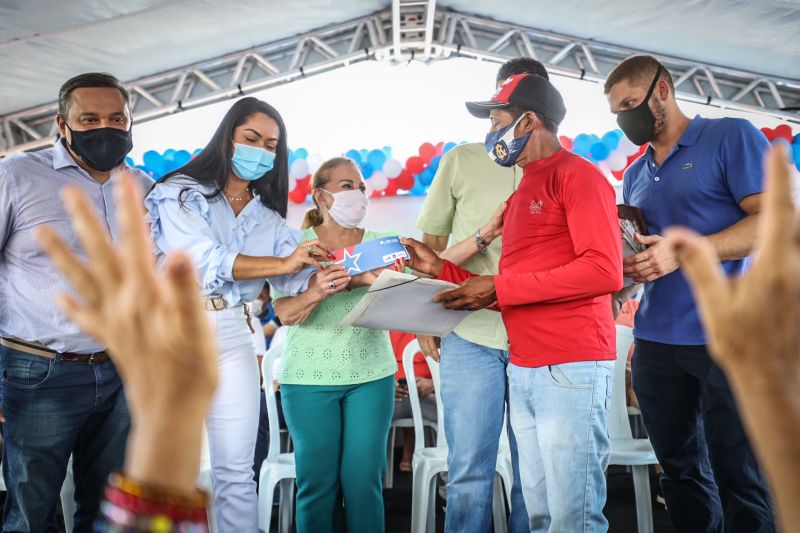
[273,157,398,532]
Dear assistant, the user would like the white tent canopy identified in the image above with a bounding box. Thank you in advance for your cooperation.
[2,0,799,117]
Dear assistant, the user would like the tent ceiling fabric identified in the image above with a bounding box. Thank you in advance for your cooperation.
[440,0,800,79]
[1,0,799,116]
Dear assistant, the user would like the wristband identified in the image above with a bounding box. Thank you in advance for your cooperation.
[474,230,489,253]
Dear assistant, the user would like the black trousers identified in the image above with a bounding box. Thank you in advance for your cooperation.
[632,340,776,533]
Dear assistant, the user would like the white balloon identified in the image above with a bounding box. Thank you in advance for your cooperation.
[370,171,389,191]
[382,158,403,179]
[365,181,375,197]
[607,150,628,171]
[289,159,310,180]
[288,175,297,191]
[618,135,640,157]
[307,153,324,174]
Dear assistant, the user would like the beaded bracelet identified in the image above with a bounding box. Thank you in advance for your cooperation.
[100,473,209,532]
[108,472,208,508]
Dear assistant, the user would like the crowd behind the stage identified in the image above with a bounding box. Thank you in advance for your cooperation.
[1,55,799,533]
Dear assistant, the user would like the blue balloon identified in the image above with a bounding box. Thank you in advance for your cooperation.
[572,134,594,156]
[294,148,309,160]
[382,146,392,158]
[360,162,374,178]
[793,134,800,146]
[174,150,191,167]
[367,149,386,170]
[410,178,428,196]
[345,149,362,164]
[793,144,800,168]
[601,130,621,151]
[590,142,610,161]
[418,167,436,186]
[429,155,442,173]
[163,148,176,159]
[443,142,458,154]
[142,150,164,176]
[125,156,134,167]
[134,164,153,179]
[360,149,369,160]
[192,148,202,156]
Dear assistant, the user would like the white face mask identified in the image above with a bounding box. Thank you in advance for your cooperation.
[320,189,368,228]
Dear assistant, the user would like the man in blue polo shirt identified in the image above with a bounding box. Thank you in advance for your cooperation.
[605,55,776,532]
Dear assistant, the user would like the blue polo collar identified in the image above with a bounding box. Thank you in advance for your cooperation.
[641,115,708,164]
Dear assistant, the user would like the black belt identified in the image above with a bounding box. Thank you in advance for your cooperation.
[0,337,111,364]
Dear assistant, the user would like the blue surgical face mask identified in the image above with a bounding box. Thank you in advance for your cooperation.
[485,113,531,167]
[231,143,276,181]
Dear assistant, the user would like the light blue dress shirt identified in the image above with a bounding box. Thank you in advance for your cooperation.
[0,140,153,353]
[145,176,314,305]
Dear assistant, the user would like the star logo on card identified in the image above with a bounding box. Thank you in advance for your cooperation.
[340,248,363,274]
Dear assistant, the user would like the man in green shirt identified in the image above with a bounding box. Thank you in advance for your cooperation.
[415,57,549,533]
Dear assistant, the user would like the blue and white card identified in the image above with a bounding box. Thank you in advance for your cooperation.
[331,236,410,274]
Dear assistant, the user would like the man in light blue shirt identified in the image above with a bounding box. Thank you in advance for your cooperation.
[0,73,151,532]
[606,56,775,532]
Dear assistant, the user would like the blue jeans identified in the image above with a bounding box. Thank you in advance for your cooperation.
[0,345,130,533]
[632,340,775,533]
[439,333,528,533]
[508,360,613,533]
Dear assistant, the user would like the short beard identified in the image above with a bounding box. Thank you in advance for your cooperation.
[651,98,668,141]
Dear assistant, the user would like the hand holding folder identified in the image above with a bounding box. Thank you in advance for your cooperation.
[341,269,472,337]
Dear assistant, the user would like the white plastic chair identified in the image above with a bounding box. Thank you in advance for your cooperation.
[257,346,296,533]
[404,340,510,533]
[0,456,77,532]
[384,349,437,489]
[608,325,659,533]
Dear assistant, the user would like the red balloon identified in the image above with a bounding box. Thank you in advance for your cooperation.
[418,143,437,164]
[761,127,776,141]
[289,187,307,204]
[434,141,445,155]
[397,171,415,190]
[406,156,425,175]
[385,178,399,196]
[774,124,794,142]
[611,169,625,181]
[559,135,573,150]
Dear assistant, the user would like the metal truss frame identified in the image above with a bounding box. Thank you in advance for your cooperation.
[2,3,798,156]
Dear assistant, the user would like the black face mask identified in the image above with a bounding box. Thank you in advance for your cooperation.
[66,125,133,172]
[616,65,663,146]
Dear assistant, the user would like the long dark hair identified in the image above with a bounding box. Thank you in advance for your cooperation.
[157,97,290,217]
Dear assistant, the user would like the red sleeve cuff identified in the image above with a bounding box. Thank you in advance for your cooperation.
[435,260,476,284]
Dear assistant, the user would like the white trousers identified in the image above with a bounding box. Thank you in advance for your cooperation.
[206,306,260,532]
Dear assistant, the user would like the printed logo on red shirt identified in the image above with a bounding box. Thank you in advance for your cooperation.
[530,200,543,214]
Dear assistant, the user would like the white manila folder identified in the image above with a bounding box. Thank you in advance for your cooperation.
[341,269,473,337]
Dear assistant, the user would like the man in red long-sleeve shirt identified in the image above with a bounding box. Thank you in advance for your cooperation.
[403,73,623,532]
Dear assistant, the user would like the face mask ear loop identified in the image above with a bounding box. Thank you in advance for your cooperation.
[642,65,663,109]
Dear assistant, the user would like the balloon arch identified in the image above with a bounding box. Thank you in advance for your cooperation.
[129,123,800,203]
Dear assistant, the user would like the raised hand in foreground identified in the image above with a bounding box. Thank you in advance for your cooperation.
[664,144,799,532]
[37,172,218,494]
